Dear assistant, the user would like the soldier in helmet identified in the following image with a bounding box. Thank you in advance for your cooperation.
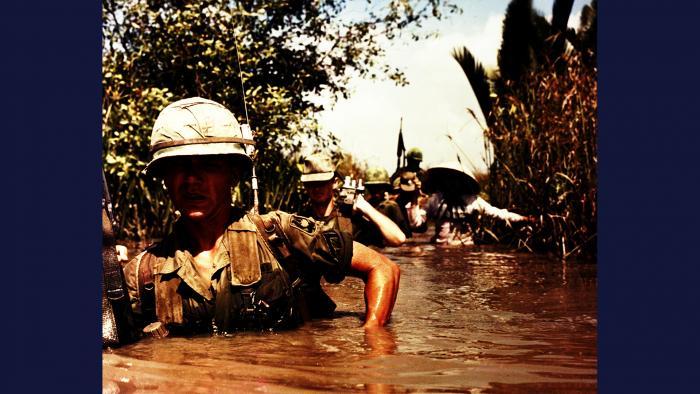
[299,154,406,248]
[391,147,425,185]
[362,167,411,240]
[121,98,400,336]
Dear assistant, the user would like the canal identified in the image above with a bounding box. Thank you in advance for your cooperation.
[104,234,597,393]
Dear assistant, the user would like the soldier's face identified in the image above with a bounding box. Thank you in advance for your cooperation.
[304,179,334,205]
[365,186,386,203]
[161,155,238,221]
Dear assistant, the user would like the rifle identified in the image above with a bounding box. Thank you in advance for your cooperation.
[102,171,138,347]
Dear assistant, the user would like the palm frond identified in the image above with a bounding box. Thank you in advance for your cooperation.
[451,46,492,122]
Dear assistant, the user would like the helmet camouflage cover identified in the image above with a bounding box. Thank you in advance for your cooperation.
[364,167,390,186]
[406,147,423,161]
[300,153,336,183]
[145,97,254,175]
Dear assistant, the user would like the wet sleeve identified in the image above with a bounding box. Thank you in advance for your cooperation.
[268,211,353,283]
[472,197,526,222]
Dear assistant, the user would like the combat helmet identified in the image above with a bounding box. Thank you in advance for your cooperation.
[364,167,390,186]
[406,147,423,162]
[300,153,336,183]
[145,97,254,176]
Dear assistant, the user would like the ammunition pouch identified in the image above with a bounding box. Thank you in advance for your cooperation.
[136,213,304,335]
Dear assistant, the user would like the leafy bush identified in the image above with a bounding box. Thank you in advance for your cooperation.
[102,0,457,240]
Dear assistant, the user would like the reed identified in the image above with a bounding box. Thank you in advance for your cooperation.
[481,52,597,259]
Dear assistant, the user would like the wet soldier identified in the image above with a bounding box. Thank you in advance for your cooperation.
[362,167,411,240]
[299,154,406,247]
[424,161,532,245]
[391,148,428,234]
[391,171,428,235]
[390,147,426,185]
[122,98,400,336]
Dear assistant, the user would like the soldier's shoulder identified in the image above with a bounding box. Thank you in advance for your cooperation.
[288,213,318,235]
[122,242,159,274]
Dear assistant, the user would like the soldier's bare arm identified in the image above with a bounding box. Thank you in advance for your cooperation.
[348,241,400,328]
[354,195,406,246]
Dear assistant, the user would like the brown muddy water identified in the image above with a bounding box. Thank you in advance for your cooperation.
[103,235,597,393]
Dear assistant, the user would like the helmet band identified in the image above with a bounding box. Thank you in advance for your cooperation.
[150,136,255,153]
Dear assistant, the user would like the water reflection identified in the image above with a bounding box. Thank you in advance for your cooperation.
[106,237,596,392]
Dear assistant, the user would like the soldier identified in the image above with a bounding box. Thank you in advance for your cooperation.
[391,148,428,234]
[390,147,426,185]
[122,98,400,337]
[424,161,533,245]
[299,154,406,247]
[392,172,427,236]
[362,167,411,240]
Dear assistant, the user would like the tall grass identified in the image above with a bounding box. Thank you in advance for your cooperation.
[481,52,597,259]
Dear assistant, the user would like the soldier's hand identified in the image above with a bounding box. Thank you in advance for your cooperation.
[354,193,371,214]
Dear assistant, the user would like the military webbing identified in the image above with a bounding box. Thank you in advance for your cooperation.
[102,171,137,346]
[137,252,156,324]
[248,213,310,322]
[248,213,292,263]
[102,173,126,301]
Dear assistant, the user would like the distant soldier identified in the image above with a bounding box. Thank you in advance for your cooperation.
[363,167,411,239]
[122,98,400,336]
[424,161,532,245]
[299,153,406,248]
[390,147,426,185]
[390,147,428,234]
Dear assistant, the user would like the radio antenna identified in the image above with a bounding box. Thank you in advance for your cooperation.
[233,32,259,213]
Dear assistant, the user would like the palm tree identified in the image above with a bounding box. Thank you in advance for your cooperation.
[452,0,596,124]
[451,46,492,121]
[570,0,597,64]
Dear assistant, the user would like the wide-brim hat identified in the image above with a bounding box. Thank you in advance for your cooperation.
[300,153,336,183]
[392,171,419,192]
[423,161,480,195]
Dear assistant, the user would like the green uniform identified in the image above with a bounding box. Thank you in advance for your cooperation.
[123,208,352,334]
[300,200,407,248]
[377,199,410,238]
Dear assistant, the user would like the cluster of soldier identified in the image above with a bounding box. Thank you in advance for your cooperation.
[298,143,532,249]
[105,97,532,344]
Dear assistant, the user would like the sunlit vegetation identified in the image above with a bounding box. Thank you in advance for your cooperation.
[102,0,458,240]
[452,0,597,258]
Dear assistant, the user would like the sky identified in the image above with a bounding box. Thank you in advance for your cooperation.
[314,0,589,177]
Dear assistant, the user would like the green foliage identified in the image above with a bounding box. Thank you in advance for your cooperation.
[451,0,598,258]
[103,0,457,240]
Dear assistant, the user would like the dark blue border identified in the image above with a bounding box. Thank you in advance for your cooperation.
[598,1,700,392]
[7,1,101,392]
[5,0,700,392]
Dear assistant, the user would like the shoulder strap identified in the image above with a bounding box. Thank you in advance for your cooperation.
[248,213,291,261]
[248,213,305,289]
[136,251,157,323]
